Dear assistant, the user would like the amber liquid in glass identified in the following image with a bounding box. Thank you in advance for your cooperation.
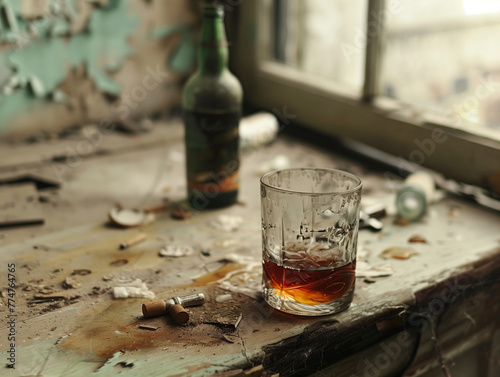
[262,259,356,305]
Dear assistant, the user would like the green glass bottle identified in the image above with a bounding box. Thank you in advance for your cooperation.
[183,4,243,210]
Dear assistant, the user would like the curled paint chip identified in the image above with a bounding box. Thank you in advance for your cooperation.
[380,247,418,260]
[408,235,427,243]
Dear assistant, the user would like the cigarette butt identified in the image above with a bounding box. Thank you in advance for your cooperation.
[168,303,189,325]
[120,233,147,250]
[142,300,167,318]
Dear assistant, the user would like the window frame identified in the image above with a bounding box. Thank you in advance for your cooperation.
[229,0,500,192]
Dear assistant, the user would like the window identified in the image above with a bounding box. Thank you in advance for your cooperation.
[382,0,500,141]
[231,0,500,195]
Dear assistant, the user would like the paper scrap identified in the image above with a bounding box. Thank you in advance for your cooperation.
[112,279,155,299]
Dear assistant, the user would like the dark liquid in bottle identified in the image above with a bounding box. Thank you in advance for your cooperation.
[184,110,240,209]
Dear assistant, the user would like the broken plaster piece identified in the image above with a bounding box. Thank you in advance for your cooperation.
[112,279,155,299]
[209,215,244,232]
[62,277,81,289]
[159,245,194,258]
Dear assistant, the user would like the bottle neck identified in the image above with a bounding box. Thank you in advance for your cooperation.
[198,14,228,75]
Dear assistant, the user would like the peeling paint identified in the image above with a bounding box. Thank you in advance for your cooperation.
[7,37,68,97]
[0,0,195,132]
[0,0,138,129]
[152,24,196,74]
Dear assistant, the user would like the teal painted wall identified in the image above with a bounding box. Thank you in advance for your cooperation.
[0,0,197,138]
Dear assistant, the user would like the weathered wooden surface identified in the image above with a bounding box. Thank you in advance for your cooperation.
[1,121,500,376]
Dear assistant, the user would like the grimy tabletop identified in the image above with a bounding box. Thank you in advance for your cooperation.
[1,121,499,376]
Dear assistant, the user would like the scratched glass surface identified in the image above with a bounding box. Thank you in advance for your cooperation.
[260,168,362,316]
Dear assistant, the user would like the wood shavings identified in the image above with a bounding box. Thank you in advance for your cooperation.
[158,245,194,257]
[234,313,242,329]
[408,235,427,243]
[112,279,155,299]
[62,277,81,289]
[380,247,418,260]
[209,215,244,232]
[222,334,236,343]
[30,294,81,303]
[31,295,67,301]
[21,284,56,295]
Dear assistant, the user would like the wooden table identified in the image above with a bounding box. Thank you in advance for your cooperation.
[1,120,499,377]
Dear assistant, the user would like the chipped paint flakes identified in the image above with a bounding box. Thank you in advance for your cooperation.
[159,245,194,257]
[380,247,418,260]
[209,215,244,232]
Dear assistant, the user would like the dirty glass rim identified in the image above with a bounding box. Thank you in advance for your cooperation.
[260,168,362,195]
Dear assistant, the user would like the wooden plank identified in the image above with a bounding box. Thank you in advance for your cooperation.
[1,123,500,376]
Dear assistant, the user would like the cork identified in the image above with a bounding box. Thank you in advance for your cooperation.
[168,303,189,324]
[142,300,167,318]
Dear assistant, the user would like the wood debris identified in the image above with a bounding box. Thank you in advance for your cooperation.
[72,269,92,275]
[110,259,128,266]
[62,277,81,289]
[30,294,81,303]
[222,334,236,343]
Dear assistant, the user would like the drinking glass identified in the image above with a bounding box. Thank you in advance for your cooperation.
[260,168,362,316]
